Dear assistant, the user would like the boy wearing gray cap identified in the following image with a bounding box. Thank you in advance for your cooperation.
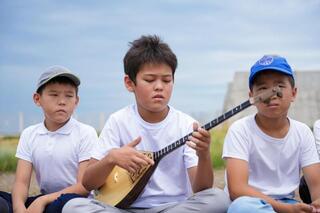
[223,55,320,212]
[0,66,98,213]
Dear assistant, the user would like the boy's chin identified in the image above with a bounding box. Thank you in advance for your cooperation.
[54,116,71,124]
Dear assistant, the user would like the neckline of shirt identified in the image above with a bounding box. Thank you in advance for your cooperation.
[38,117,75,135]
[250,114,292,143]
[132,104,172,130]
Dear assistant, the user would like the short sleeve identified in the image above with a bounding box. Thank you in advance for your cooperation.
[183,145,198,169]
[15,129,32,162]
[313,120,320,157]
[222,122,250,162]
[91,115,121,160]
[78,127,98,162]
[300,126,320,168]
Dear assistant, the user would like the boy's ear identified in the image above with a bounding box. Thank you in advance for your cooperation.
[33,93,41,106]
[75,95,80,106]
[249,90,253,98]
[291,87,297,102]
[124,75,134,92]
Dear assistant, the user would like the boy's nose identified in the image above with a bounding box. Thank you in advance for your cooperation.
[154,81,164,90]
[58,98,66,105]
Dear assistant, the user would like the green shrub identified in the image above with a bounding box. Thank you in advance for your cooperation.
[0,151,17,172]
[210,126,228,169]
[0,136,19,172]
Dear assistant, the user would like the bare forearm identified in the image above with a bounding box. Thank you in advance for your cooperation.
[41,183,89,205]
[192,154,213,192]
[82,156,115,191]
[12,183,28,212]
[310,184,320,202]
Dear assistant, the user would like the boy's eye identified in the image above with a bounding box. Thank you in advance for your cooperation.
[163,78,172,83]
[144,78,154,82]
[257,87,267,91]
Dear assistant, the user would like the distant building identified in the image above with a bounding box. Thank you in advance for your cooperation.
[223,71,320,128]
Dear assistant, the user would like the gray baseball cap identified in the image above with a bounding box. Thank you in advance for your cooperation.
[36,65,81,91]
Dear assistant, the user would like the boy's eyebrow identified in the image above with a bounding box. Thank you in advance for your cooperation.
[253,81,266,86]
[47,89,75,93]
[143,73,172,77]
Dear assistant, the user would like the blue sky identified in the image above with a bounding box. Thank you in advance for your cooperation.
[1,0,320,134]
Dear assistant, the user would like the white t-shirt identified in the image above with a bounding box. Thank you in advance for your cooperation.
[16,117,97,194]
[314,120,320,156]
[91,104,198,208]
[222,115,320,199]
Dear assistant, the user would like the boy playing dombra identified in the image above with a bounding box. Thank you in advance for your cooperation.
[0,66,98,213]
[62,35,230,213]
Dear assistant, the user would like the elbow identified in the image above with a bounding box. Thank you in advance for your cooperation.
[229,190,239,201]
[82,176,95,191]
[228,186,243,201]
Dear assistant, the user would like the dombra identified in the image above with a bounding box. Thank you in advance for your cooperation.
[95,87,282,208]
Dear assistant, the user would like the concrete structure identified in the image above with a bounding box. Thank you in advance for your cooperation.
[223,71,320,127]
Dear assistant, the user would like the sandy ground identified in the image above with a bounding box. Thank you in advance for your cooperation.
[0,172,40,195]
[0,170,301,201]
[0,169,226,195]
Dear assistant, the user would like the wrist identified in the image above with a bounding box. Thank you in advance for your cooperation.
[197,151,211,161]
[105,149,117,166]
[273,201,292,213]
[13,204,27,212]
[38,194,51,204]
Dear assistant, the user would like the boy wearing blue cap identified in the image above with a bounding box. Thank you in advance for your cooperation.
[0,66,98,213]
[223,55,320,212]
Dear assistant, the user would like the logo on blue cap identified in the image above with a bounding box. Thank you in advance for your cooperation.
[258,55,273,66]
[249,55,294,88]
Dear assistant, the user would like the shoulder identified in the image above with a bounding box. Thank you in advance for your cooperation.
[72,118,96,132]
[18,123,44,149]
[20,122,43,137]
[287,118,314,143]
[314,120,320,128]
[169,106,196,123]
[289,118,312,133]
[228,115,254,132]
[70,118,97,139]
[101,105,136,133]
[108,105,135,121]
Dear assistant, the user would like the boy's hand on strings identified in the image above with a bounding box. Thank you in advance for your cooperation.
[187,122,211,159]
[109,137,154,173]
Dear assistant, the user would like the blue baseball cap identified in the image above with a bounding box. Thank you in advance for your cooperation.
[249,55,294,88]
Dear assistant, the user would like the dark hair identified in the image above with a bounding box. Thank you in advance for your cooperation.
[36,76,79,95]
[123,35,177,83]
[250,69,295,90]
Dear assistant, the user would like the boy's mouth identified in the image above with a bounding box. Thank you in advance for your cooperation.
[56,109,67,113]
[153,94,164,99]
[266,103,280,108]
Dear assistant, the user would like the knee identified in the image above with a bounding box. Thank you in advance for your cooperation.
[198,188,231,212]
[46,193,85,213]
[62,198,86,213]
[228,196,272,213]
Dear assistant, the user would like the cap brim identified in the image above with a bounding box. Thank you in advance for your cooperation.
[36,72,81,91]
[249,67,294,87]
